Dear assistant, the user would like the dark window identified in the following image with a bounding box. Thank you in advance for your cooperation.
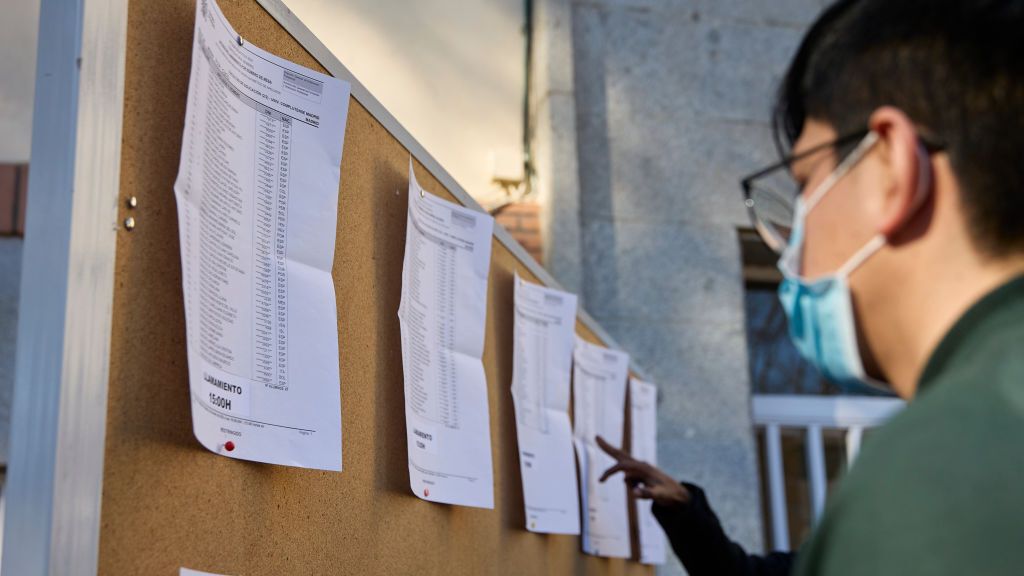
[739,229,891,397]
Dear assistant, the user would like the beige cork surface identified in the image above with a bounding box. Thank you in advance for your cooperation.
[99,1,653,574]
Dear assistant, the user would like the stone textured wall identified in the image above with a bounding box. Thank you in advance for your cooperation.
[0,163,26,463]
[0,165,26,465]
[0,163,25,463]
[0,237,20,466]
[532,1,829,573]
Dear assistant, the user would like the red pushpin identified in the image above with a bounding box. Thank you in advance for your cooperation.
[424,488,430,497]
[224,441,236,452]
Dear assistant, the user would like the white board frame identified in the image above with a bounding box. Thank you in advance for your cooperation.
[1,0,127,574]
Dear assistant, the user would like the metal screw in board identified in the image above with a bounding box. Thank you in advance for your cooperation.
[127,196,138,208]
[124,216,136,231]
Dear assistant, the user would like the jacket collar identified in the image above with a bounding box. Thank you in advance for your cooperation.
[918,274,1024,393]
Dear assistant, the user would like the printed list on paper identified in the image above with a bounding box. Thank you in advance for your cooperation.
[573,337,632,558]
[398,164,495,508]
[512,273,581,534]
[630,377,667,565]
[173,0,350,470]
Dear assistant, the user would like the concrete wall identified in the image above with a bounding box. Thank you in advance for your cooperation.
[283,0,526,205]
[533,0,828,572]
[0,238,22,465]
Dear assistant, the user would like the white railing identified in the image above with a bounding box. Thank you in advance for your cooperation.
[751,394,904,551]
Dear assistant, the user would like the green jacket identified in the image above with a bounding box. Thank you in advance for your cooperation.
[795,276,1024,575]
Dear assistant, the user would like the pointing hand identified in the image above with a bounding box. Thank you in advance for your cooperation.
[596,435,690,507]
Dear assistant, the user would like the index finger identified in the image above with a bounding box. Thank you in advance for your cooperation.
[599,460,644,483]
[596,435,627,460]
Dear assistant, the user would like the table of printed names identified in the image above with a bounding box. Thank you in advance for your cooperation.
[184,30,294,392]
[252,107,291,390]
[514,304,554,434]
[404,205,462,430]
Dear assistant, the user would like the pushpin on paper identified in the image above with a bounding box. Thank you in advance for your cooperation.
[224,441,235,452]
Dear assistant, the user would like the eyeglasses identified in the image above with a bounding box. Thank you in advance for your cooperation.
[740,130,870,254]
[740,129,945,255]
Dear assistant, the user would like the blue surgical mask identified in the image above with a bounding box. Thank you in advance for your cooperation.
[777,132,891,392]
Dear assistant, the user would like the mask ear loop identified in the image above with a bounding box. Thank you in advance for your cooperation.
[815,134,936,280]
[837,235,887,278]
[788,132,880,280]
[835,142,933,279]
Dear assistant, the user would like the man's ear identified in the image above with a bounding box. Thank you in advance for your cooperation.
[868,107,932,237]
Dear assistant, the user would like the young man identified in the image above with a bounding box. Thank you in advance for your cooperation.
[599,0,1024,574]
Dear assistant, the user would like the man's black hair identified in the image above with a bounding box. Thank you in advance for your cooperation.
[775,0,1024,256]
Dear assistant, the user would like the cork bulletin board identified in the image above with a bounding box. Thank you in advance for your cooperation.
[98,1,653,574]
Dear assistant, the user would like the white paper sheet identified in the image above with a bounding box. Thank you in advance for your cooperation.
[511,274,581,534]
[173,0,349,470]
[573,337,631,557]
[398,163,495,508]
[630,377,667,565]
